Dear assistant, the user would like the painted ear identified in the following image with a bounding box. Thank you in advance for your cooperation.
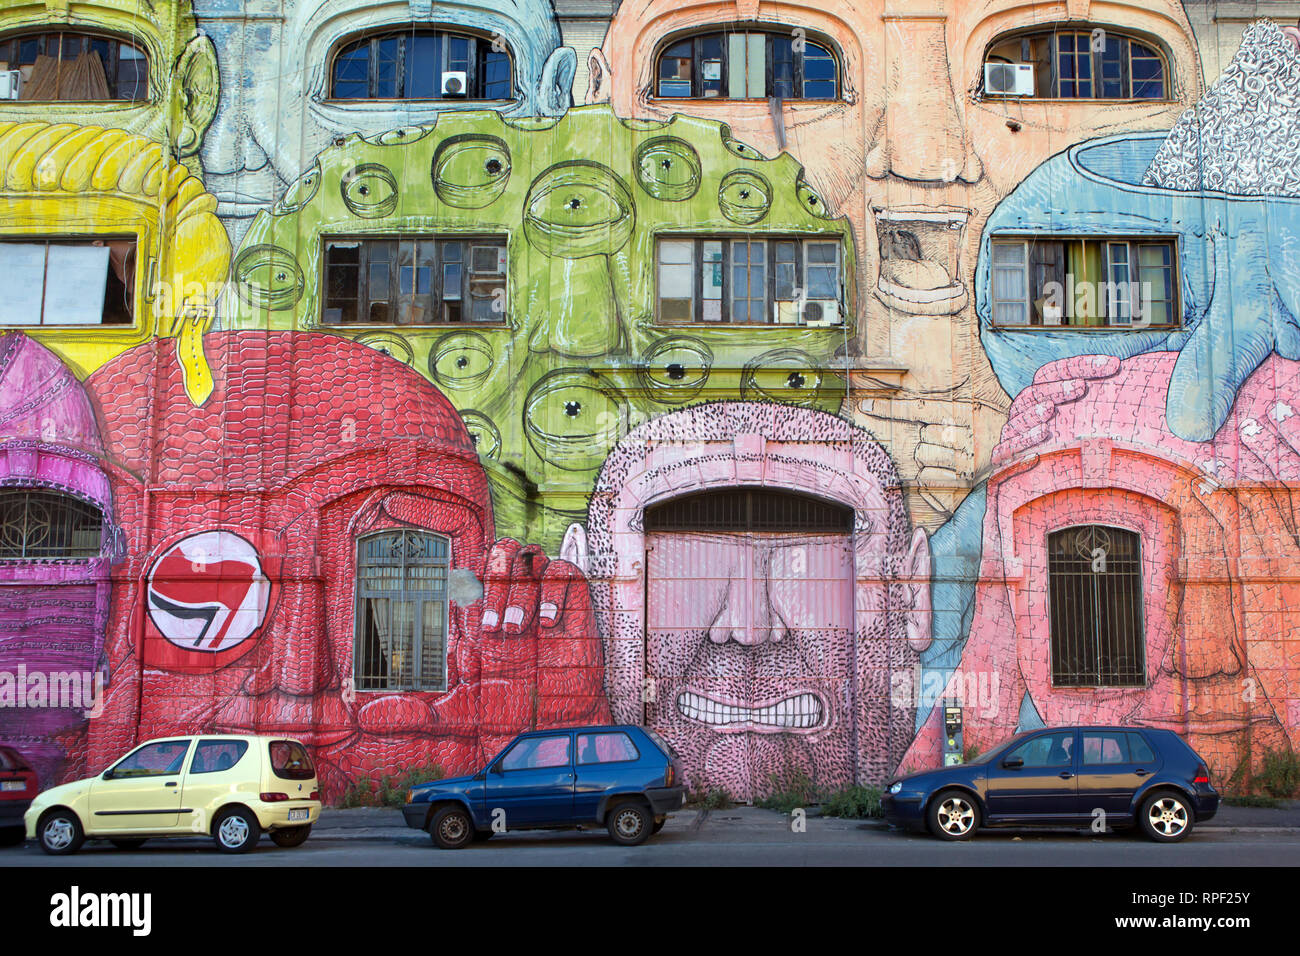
[175,33,219,158]
[586,48,612,104]
[538,47,577,117]
[903,526,932,653]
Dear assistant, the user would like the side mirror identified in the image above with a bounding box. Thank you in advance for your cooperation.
[491,762,504,775]
[1002,757,1024,770]
[472,771,485,782]
[101,769,115,781]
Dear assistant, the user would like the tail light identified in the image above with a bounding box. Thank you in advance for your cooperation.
[665,765,675,787]
[1193,765,1210,785]
[309,790,320,801]
[260,792,289,802]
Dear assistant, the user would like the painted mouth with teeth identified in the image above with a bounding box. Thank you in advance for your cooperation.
[676,690,828,734]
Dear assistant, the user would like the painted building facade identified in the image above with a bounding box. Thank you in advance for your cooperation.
[0,0,1297,802]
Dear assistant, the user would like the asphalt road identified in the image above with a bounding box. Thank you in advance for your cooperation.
[5,812,1299,866]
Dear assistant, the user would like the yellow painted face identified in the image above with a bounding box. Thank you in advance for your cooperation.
[0,121,230,402]
[0,0,219,159]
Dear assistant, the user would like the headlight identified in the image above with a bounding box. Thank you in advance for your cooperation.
[405,789,415,804]
[888,781,903,795]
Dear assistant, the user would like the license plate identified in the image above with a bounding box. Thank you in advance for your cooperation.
[288,808,309,822]
[1,781,23,791]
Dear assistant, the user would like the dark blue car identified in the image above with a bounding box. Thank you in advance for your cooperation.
[403,725,686,849]
[882,725,1218,842]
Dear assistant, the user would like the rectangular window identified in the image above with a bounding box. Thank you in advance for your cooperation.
[656,237,842,326]
[355,530,449,692]
[656,30,838,99]
[323,236,506,326]
[990,237,1178,329]
[0,238,134,326]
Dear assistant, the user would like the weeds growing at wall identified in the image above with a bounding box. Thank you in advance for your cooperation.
[1253,748,1300,798]
[758,768,820,814]
[338,763,445,808]
[820,786,884,819]
[685,786,734,810]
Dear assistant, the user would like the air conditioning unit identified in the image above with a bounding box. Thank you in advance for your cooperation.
[0,70,21,101]
[984,62,1034,96]
[800,299,841,327]
[441,71,467,97]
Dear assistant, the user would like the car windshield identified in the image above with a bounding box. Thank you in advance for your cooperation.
[966,732,1032,764]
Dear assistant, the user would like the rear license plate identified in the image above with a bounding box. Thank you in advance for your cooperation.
[288,808,309,822]
[1,781,23,791]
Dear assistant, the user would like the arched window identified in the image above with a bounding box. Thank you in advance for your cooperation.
[644,488,853,533]
[0,489,103,560]
[0,31,147,101]
[655,26,839,100]
[354,529,449,692]
[1047,525,1145,687]
[329,28,512,101]
[983,27,1167,100]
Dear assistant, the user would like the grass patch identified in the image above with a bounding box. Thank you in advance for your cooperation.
[820,785,884,819]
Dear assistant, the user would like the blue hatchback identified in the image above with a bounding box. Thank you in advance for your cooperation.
[403,725,686,848]
[882,725,1219,842]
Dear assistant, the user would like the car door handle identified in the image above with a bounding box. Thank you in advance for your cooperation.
[164,781,177,787]
[1135,769,1149,777]
[1058,772,1074,779]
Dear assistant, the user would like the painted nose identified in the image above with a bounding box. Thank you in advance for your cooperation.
[865,18,982,184]
[707,574,781,645]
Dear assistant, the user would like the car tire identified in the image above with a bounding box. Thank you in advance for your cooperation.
[38,809,84,856]
[429,806,474,850]
[1139,791,1195,843]
[928,789,981,841]
[212,807,260,853]
[110,839,148,851]
[269,825,311,848]
[607,801,652,846]
[0,825,25,847]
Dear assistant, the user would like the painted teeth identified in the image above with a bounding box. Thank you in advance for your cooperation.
[675,691,824,729]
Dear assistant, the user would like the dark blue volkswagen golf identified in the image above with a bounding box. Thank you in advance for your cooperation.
[882,725,1218,842]
[403,725,686,849]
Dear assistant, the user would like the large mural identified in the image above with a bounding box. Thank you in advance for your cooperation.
[0,0,1298,803]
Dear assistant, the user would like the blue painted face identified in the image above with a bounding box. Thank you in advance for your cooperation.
[194,0,574,231]
[975,131,1300,442]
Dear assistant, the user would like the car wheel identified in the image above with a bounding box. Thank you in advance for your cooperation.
[1139,791,1194,843]
[213,807,260,853]
[110,839,148,851]
[430,806,474,850]
[269,825,311,848]
[38,810,84,856]
[0,826,25,847]
[607,801,652,846]
[928,789,981,841]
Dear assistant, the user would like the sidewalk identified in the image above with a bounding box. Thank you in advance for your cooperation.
[309,800,1300,841]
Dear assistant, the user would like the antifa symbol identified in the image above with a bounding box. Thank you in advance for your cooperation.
[147,531,269,652]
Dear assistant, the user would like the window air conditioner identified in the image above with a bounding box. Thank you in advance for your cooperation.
[984,63,1034,96]
[441,71,467,97]
[0,71,21,101]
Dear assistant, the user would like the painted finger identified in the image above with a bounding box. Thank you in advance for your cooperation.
[502,544,547,635]
[481,538,522,632]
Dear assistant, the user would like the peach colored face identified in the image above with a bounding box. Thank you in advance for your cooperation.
[589,0,1201,526]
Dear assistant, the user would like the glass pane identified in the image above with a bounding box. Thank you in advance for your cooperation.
[771,34,794,99]
[700,34,723,97]
[405,33,439,99]
[333,42,370,98]
[483,50,511,98]
[728,32,747,97]
[375,36,400,98]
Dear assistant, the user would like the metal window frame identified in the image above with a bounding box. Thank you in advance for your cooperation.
[652,25,841,101]
[327,25,515,101]
[352,528,452,693]
[981,25,1169,102]
[0,487,105,561]
[0,28,149,102]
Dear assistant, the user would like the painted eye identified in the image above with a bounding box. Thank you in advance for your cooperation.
[353,331,414,366]
[797,179,834,219]
[523,162,635,258]
[368,125,433,146]
[742,348,827,407]
[719,170,771,225]
[231,244,304,311]
[635,137,701,201]
[722,131,765,160]
[432,135,512,209]
[458,410,502,460]
[430,331,495,390]
[340,163,399,218]
[523,370,624,471]
[639,337,713,402]
[274,163,320,214]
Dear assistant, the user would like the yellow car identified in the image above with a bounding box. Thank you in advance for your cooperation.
[25,735,322,855]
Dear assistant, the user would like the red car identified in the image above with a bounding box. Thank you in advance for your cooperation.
[0,747,37,846]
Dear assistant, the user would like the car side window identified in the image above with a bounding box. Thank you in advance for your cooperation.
[190,740,249,774]
[1006,731,1075,768]
[501,734,571,771]
[1127,732,1157,764]
[1082,732,1130,765]
[110,740,191,777]
[577,732,640,765]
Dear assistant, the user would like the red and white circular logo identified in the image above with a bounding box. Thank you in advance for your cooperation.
[146,531,271,655]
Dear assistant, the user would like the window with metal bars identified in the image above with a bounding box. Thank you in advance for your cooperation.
[0,489,104,560]
[329,27,512,100]
[644,488,853,533]
[1047,525,1145,687]
[354,530,449,692]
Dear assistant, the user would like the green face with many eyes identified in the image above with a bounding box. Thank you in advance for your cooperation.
[226,106,855,548]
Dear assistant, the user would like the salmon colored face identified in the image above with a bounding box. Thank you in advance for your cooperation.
[589,0,1202,526]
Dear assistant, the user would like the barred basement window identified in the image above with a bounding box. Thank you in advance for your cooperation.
[0,30,148,101]
[1048,525,1145,687]
[0,489,104,560]
[354,530,449,692]
[329,27,512,100]
[644,488,853,533]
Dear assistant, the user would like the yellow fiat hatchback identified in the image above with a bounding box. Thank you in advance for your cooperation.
[25,735,322,855]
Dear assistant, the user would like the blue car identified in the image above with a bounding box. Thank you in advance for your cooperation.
[882,726,1219,842]
[403,725,686,849]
